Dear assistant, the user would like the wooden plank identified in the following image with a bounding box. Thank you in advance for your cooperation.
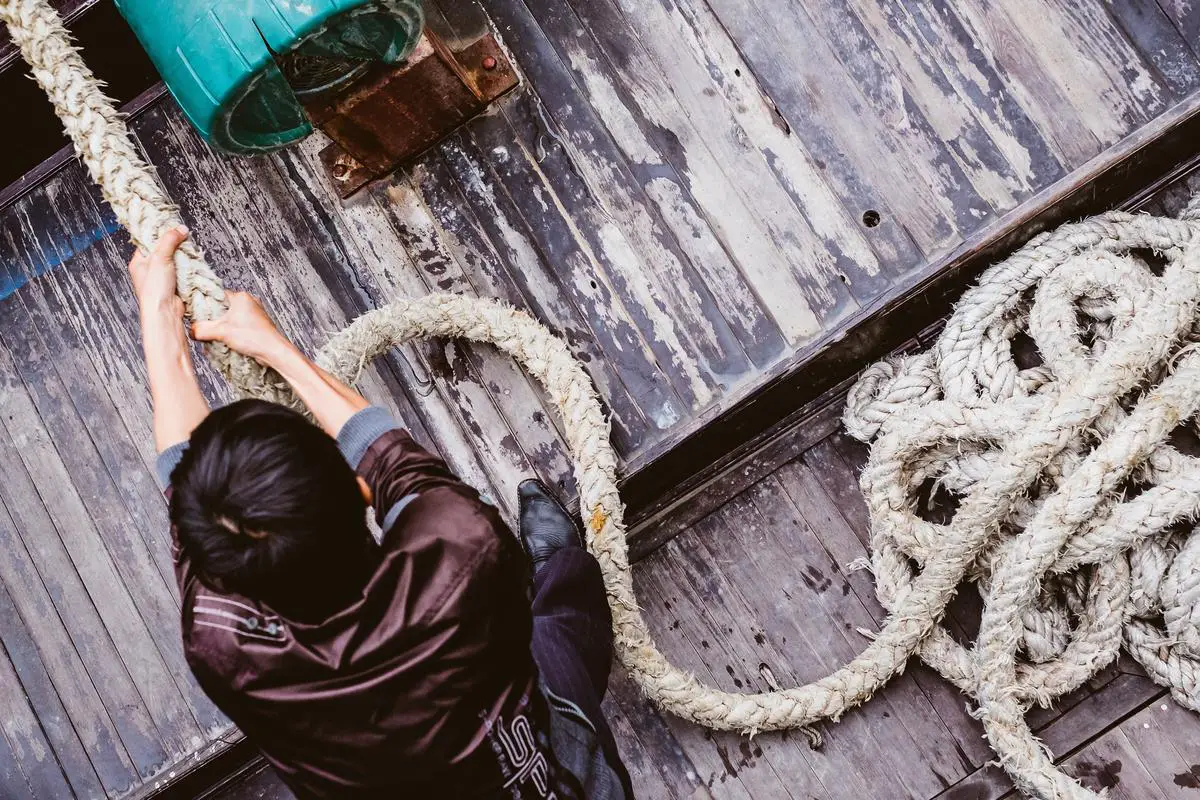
[636,539,825,798]
[262,139,530,513]
[14,174,228,734]
[0,338,147,794]
[971,0,1168,148]
[0,218,146,797]
[418,140,652,455]
[698,508,934,797]
[627,393,844,560]
[0,678,41,800]
[528,0,871,335]
[769,461,995,772]
[887,1,1073,173]
[731,478,979,791]
[437,129,685,446]
[273,158,531,515]
[27,174,175,590]
[604,0,922,271]
[791,0,1040,214]
[934,676,1167,798]
[0,568,81,799]
[397,150,585,461]
[646,491,976,797]
[701,0,983,255]
[273,135,544,515]
[199,764,295,800]
[1105,0,1200,100]
[35,171,164,461]
[434,2,727,438]
[600,668,708,799]
[1111,698,1200,798]
[388,136,651,459]
[635,0,927,263]
[848,0,1065,207]
[1060,728,1170,798]
[938,1,1099,167]
[0,323,200,763]
[629,561,758,798]
[799,437,871,549]
[1,194,212,755]
[461,93,724,413]
[362,167,577,493]
[1153,1,1200,66]
[458,0,788,369]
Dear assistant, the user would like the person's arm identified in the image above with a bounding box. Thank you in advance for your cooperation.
[259,338,369,437]
[129,227,210,453]
[191,292,368,438]
[190,292,503,540]
[191,292,492,538]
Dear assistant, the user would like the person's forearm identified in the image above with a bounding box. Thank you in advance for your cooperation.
[262,339,369,437]
[142,307,210,451]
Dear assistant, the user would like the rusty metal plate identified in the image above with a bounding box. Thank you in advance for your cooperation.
[313,30,518,197]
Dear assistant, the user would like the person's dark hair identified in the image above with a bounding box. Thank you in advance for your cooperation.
[170,399,375,622]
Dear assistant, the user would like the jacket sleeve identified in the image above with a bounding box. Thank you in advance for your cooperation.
[155,443,203,597]
[155,441,189,491]
[338,406,493,537]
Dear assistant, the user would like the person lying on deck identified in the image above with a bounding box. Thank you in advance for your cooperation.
[129,226,633,800]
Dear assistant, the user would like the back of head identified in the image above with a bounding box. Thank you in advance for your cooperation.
[169,399,373,622]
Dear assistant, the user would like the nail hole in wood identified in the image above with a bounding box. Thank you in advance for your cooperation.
[862,209,881,228]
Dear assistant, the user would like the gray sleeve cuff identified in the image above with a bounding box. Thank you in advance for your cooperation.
[337,406,402,469]
[156,441,189,489]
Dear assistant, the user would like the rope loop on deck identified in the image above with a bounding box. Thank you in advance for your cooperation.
[6,0,1200,796]
[843,208,1200,797]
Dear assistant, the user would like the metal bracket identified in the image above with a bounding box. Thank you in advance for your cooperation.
[308,29,518,197]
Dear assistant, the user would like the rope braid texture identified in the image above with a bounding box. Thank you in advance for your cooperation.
[6,0,1200,796]
[843,202,1200,797]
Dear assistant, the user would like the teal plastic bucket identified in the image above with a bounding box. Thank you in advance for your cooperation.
[114,0,424,154]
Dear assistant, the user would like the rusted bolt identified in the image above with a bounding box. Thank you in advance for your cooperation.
[482,55,497,70]
[331,161,351,180]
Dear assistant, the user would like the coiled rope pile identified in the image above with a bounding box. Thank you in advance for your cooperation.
[5,0,1200,796]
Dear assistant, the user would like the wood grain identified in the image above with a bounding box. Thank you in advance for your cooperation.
[531,0,859,338]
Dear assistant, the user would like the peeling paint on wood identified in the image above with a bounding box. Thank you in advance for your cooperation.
[551,0,838,341]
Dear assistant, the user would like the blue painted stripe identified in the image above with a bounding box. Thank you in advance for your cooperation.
[0,216,123,301]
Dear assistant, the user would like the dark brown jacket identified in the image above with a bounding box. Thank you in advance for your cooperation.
[159,408,612,798]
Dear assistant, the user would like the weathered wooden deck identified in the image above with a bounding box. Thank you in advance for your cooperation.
[210,175,1200,800]
[2,0,1200,796]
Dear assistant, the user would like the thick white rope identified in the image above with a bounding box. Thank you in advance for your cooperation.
[844,209,1200,797]
[6,1,1200,796]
